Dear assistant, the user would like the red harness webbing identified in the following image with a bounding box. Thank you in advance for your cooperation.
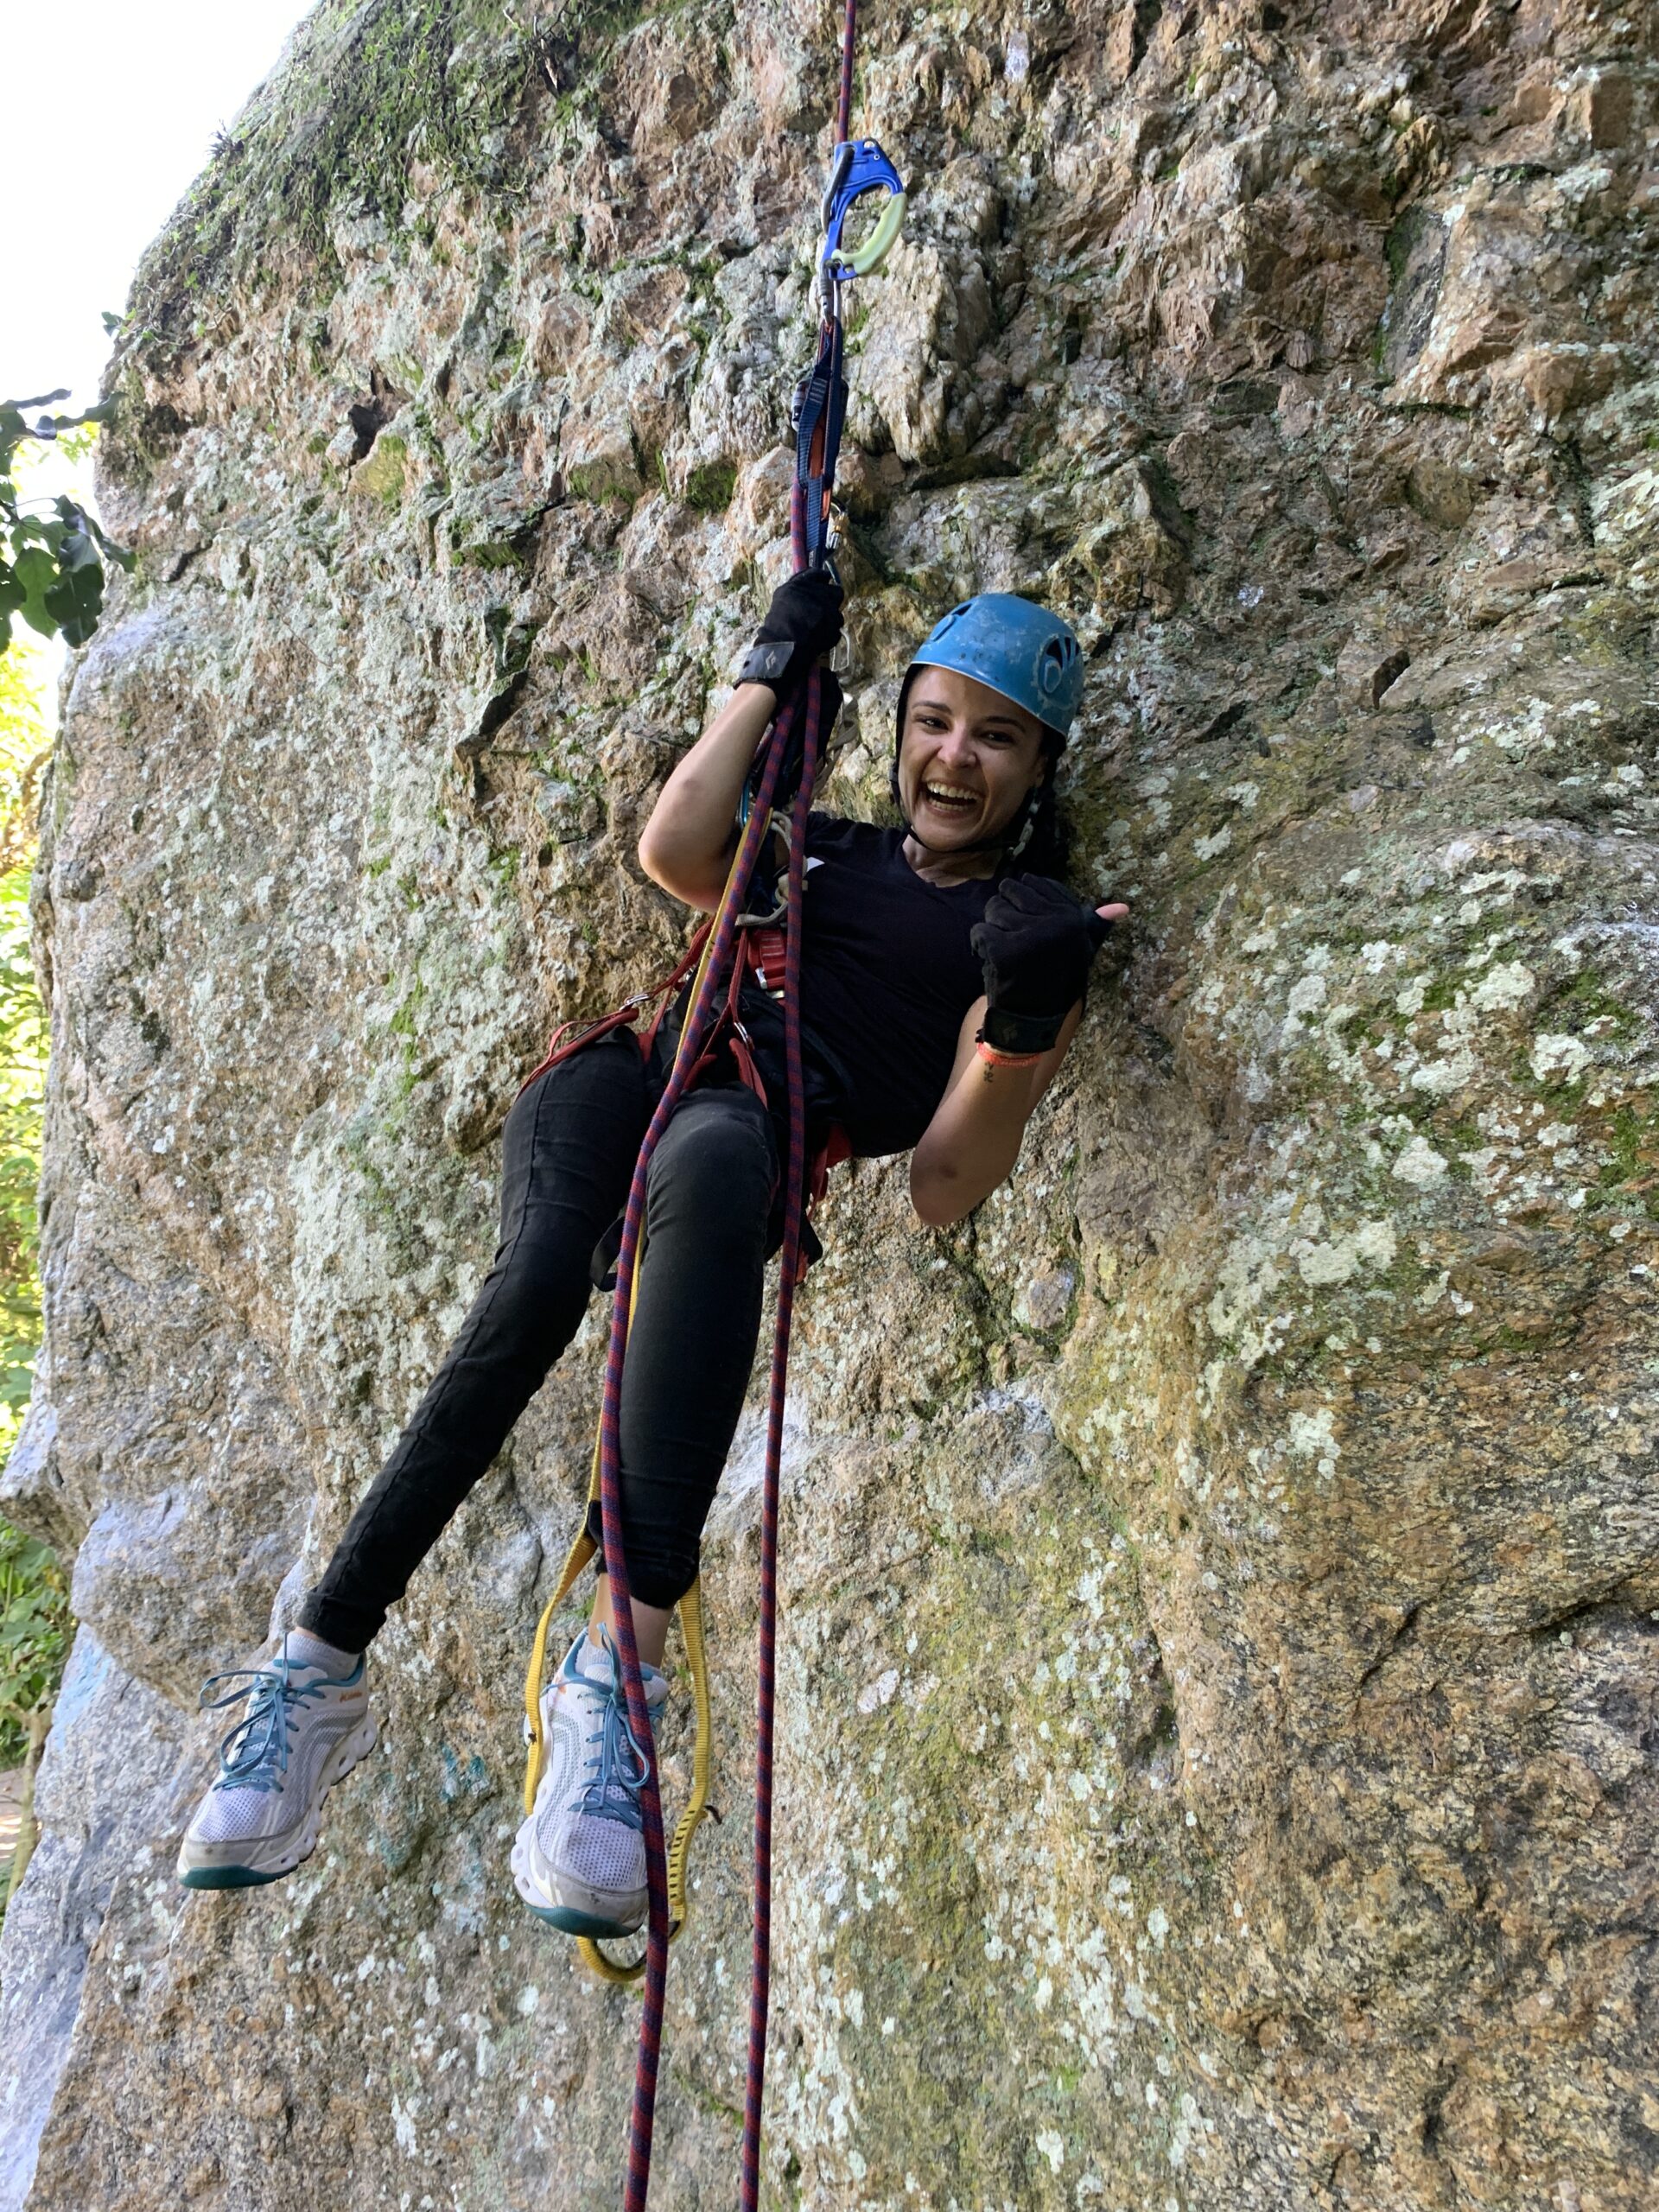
[518,921,711,1091]
[521,905,847,1227]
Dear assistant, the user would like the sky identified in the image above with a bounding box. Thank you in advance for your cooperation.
[6,0,315,723]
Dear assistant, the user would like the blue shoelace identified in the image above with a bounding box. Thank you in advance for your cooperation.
[575,1637,654,1830]
[199,1656,333,1794]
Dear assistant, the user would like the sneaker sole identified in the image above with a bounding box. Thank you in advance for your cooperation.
[177,1713,379,1891]
[508,1821,643,1941]
[522,1900,639,1938]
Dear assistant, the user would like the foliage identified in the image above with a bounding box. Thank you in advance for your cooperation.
[0,397,130,653]
[0,655,47,1445]
[0,636,67,1812]
[0,868,43,1426]
[0,653,48,879]
[0,1522,68,1770]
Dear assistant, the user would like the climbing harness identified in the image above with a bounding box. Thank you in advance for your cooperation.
[519,7,903,2203]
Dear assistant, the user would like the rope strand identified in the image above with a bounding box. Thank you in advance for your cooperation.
[740,519,824,2206]
[837,0,857,144]
[604,702,800,2212]
[602,0,866,2193]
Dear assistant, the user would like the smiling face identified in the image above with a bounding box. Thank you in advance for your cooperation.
[897,665,1050,857]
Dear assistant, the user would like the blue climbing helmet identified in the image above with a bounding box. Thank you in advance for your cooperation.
[905,593,1085,743]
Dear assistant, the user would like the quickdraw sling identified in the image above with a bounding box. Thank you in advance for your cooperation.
[519,8,904,2204]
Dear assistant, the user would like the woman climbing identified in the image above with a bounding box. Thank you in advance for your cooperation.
[175,576,1128,1936]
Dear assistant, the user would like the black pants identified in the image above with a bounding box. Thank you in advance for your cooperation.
[298,1033,779,1651]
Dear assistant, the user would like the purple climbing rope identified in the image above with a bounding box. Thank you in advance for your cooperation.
[600,3,865,2202]
[837,0,857,143]
[600,687,803,2212]
[739,484,825,2212]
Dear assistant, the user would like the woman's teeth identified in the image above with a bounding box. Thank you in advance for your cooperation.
[924,781,978,812]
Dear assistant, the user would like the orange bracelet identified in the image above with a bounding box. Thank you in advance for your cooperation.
[976,1038,1044,1070]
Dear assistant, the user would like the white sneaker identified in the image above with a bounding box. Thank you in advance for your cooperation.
[176,1631,378,1890]
[512,1631,669,1937]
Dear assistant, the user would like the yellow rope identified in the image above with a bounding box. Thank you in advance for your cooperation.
[521,1493,716,1987]
[575,1575,715,1986]
[520,1438,603,1816]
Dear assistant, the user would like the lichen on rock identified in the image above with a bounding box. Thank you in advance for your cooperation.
[3,1,1658,2208]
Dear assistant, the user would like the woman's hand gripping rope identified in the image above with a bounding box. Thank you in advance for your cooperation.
[638,571,844,911]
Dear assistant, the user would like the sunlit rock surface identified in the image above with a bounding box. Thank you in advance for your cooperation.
[3,1,1657,2206]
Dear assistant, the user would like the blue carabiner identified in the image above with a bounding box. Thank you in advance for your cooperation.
[817,137,907,293]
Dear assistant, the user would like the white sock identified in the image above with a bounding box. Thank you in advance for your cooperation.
[575,1630,662,1685]
[283,1626,360,1676]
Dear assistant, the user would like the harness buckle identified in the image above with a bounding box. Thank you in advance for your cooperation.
[736,891,788,930]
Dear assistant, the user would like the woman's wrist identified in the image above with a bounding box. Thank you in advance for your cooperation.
[980,1004,1067,1056]
[640,681,782,898]
[975,1033,1045,1071]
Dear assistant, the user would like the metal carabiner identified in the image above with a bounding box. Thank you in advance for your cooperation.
[817,137,906,314]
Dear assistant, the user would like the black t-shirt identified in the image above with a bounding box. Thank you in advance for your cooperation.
[738,814,995,1159]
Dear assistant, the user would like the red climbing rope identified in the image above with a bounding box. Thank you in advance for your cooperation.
[597,3,877,2203]
[600,677,809,2211]
[739,8,861,2185]
[740,491,825,2212]
[836,0,857,142]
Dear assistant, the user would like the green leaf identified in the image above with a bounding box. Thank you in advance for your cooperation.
[44,558,105,645]
[100,312,124,335]
[35,403,114,439]
[10,548,56,638]
[54,522,99,575]
[73,509,134,570]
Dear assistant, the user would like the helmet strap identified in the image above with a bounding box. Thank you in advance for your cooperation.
[1003,787,1040,864]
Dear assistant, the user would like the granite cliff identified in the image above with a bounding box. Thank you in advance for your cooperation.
[2,1,1657,2206]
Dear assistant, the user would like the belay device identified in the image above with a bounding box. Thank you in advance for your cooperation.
[518,6,903,2205]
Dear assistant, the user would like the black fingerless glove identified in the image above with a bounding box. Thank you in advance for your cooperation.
[969,874,1116,1055]
[737,568,844,698]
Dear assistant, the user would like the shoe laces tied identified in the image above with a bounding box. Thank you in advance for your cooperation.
[576,1632,654,1831]
[199,1653,330,1794]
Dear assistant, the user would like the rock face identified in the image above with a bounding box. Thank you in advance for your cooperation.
[3,1,1657,2206]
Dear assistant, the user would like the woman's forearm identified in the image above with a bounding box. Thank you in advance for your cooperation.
[909,1001,1083,1227]
[638,682,779,908]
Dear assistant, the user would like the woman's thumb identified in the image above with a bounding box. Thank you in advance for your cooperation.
[1086,901,1128,949]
